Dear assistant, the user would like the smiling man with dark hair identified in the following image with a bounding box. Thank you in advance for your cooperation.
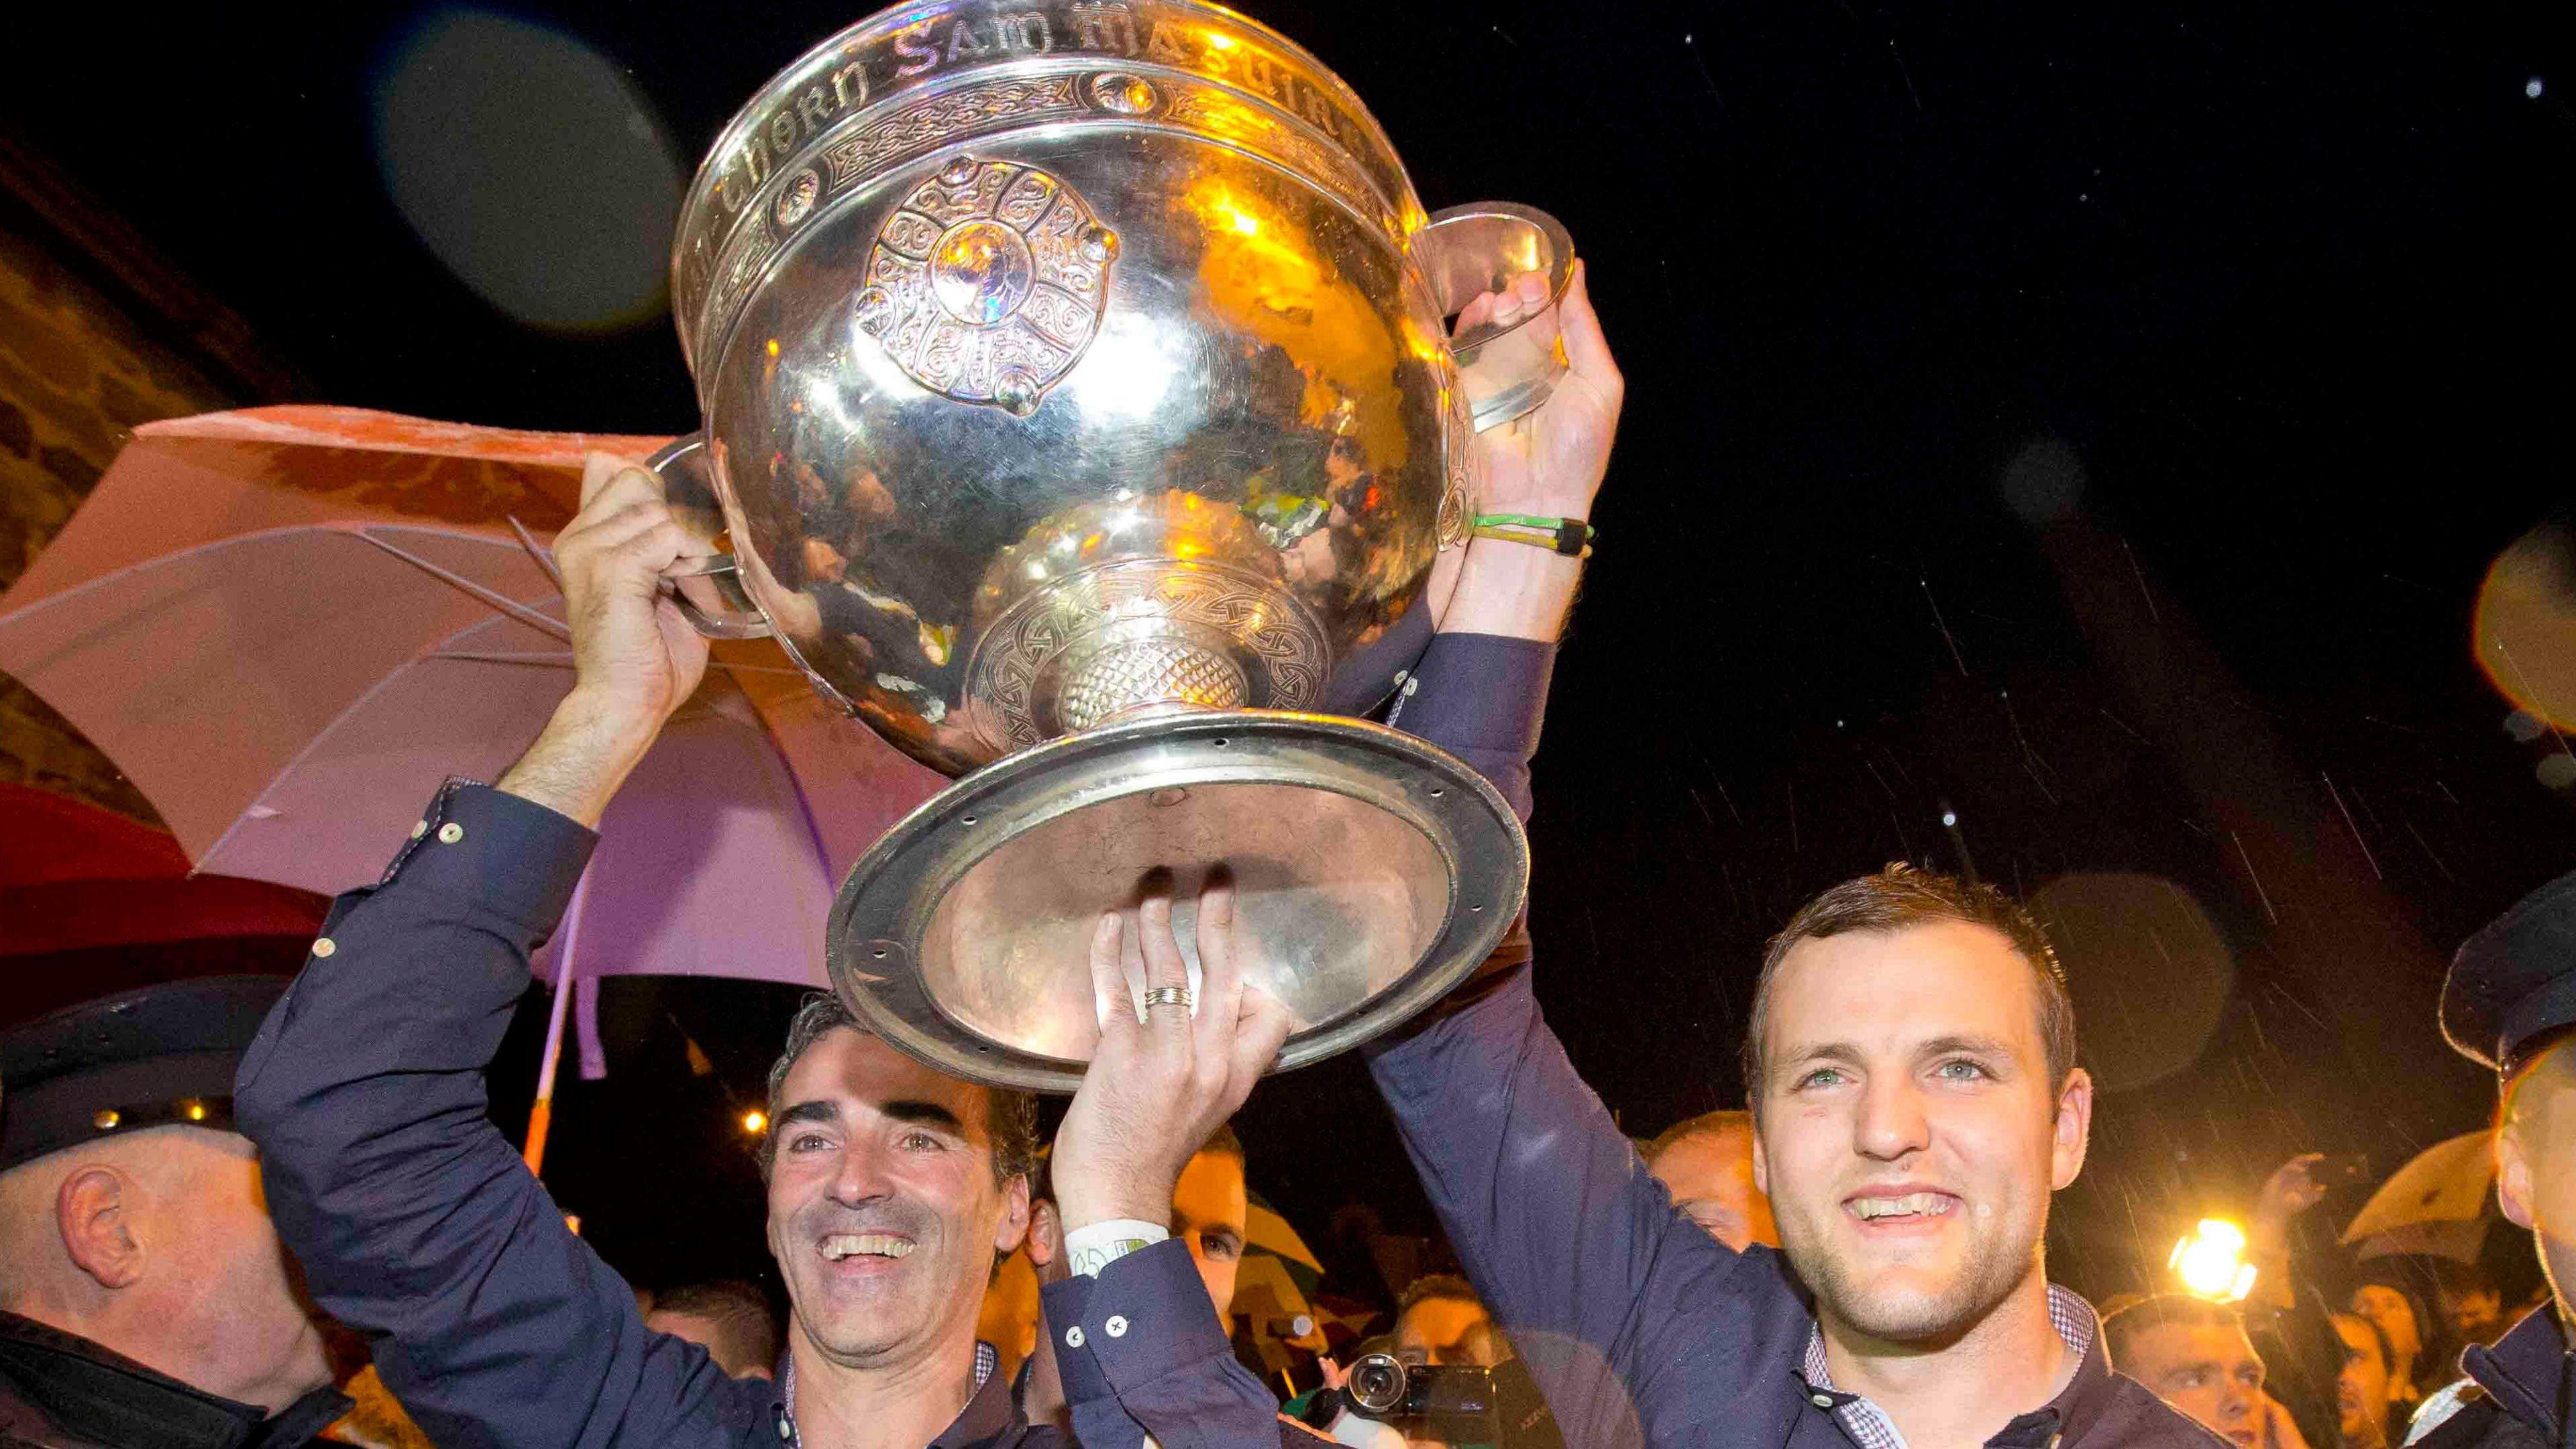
[234,453,1318,1449]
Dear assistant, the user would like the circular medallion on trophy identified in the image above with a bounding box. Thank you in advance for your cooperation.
[853,156,1116,417]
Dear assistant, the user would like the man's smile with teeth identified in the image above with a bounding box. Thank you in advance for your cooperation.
[820,1232,916,1260]
[1846,1192,1957,1221]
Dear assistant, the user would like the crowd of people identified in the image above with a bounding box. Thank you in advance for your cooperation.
[5,262,2574,1449]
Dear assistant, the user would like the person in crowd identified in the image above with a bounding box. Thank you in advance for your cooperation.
[2237,1153,2369,1449]
[1640,1110,1779,1252]
[1353,270,2214,1449]
[2410,866,2576,1448]
[2424,1263,2504,1352]
[1390,1276,1503,1368]
[0,977,350,1448]
[2345,1275,2430,1430]
[233,449,1316,1448]
[1010,1121,1260,1432]
[2327,1312,2392,1449]
[2103,1296,2273,1448]
[1171,1124,1252,1321]
[645,1281,780,1380]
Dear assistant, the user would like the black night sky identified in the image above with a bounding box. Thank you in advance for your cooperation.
[7,0,2573,1305]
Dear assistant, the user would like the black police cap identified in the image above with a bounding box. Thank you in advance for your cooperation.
[0,975,285,1172]
[2445,868,2576,1074]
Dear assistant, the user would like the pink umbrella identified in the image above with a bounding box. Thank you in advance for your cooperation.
[0,407,944,1167]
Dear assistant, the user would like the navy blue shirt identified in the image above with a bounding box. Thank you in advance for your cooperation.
[235,775,1311,1449]
[2411,1307,2572,1449]
[1368,633,2224,1449]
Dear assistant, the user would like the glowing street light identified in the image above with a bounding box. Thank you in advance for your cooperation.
[2169,1218,2258,1301]
[741,1110,769,1136]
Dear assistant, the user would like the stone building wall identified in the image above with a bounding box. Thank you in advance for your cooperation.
[0,139,292,824]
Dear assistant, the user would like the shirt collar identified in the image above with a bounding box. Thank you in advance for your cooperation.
[2461,1305,2569,1440]
[775,1340,1008,1449]
[1796,1286,2103,1449]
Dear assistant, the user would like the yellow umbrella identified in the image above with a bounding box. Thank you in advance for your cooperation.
[2339,1131,2496,1263]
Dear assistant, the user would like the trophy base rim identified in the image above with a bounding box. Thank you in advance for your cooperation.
[824,708,1529,1092]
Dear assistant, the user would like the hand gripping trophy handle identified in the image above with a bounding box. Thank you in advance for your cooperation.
[1413,203,1579,431]
[641,432,773,641]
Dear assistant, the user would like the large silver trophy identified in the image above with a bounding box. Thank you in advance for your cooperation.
[656,0,1576,1089]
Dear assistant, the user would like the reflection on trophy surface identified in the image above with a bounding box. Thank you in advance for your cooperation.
[654,0,1576,1088]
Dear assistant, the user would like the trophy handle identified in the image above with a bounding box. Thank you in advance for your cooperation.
[1414,203,1577,432]
[644,433,775,640]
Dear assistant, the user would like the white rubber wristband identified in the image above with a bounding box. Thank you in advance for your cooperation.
[1063,1218,1169,1278]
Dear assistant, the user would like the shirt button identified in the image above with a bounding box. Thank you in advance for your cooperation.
[1104,1315,1129,1338]
[1810,1394,1834,1409]
[311,938,337,959]
[1063,1326,1085,1348]
[411,819,429,839]
[437,822,465,844]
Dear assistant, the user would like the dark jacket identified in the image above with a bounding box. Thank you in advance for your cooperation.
[0,1312,347,1449]
[233,777,1311,1449]
[2410,1307,2570,1449]
[1366,634,2227,1449]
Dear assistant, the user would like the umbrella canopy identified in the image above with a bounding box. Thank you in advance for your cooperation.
[0,407,945,990]
[2340,1131,2497,1263]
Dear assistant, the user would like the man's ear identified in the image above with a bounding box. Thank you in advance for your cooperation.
[57,1165,145,1290]
[2050,1067,2094,1191]
[995,1173,1032,1256]
[1027,1199,1063,1269]
[1750,1124,1769,1197]
[2499,1126,2536,1230]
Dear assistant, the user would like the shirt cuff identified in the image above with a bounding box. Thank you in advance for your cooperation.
[1396,633,1556,765]
[1038,1237,1230,1404]
[376,782,597,938]
[1040,1271,1112,1409]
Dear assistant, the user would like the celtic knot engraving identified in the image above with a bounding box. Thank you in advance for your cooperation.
[856,158,1115,415]
[820,77,1083,189]
[966,561,1330,751]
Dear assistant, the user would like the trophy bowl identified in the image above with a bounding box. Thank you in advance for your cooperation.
[658,0,1576,1089]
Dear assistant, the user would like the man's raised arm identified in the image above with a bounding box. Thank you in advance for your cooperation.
[1366,268,1770,1444]
[1038,883,1319,1448]
[235,458,753,1448]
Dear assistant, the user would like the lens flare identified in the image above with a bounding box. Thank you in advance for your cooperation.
[372,9,680,332]
[2169,1218,2258,1301]
[2475,521,2576,731]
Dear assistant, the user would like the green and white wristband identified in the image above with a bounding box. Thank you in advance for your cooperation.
[1063,1218,1169,1278]
[1471,512,1595,558]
